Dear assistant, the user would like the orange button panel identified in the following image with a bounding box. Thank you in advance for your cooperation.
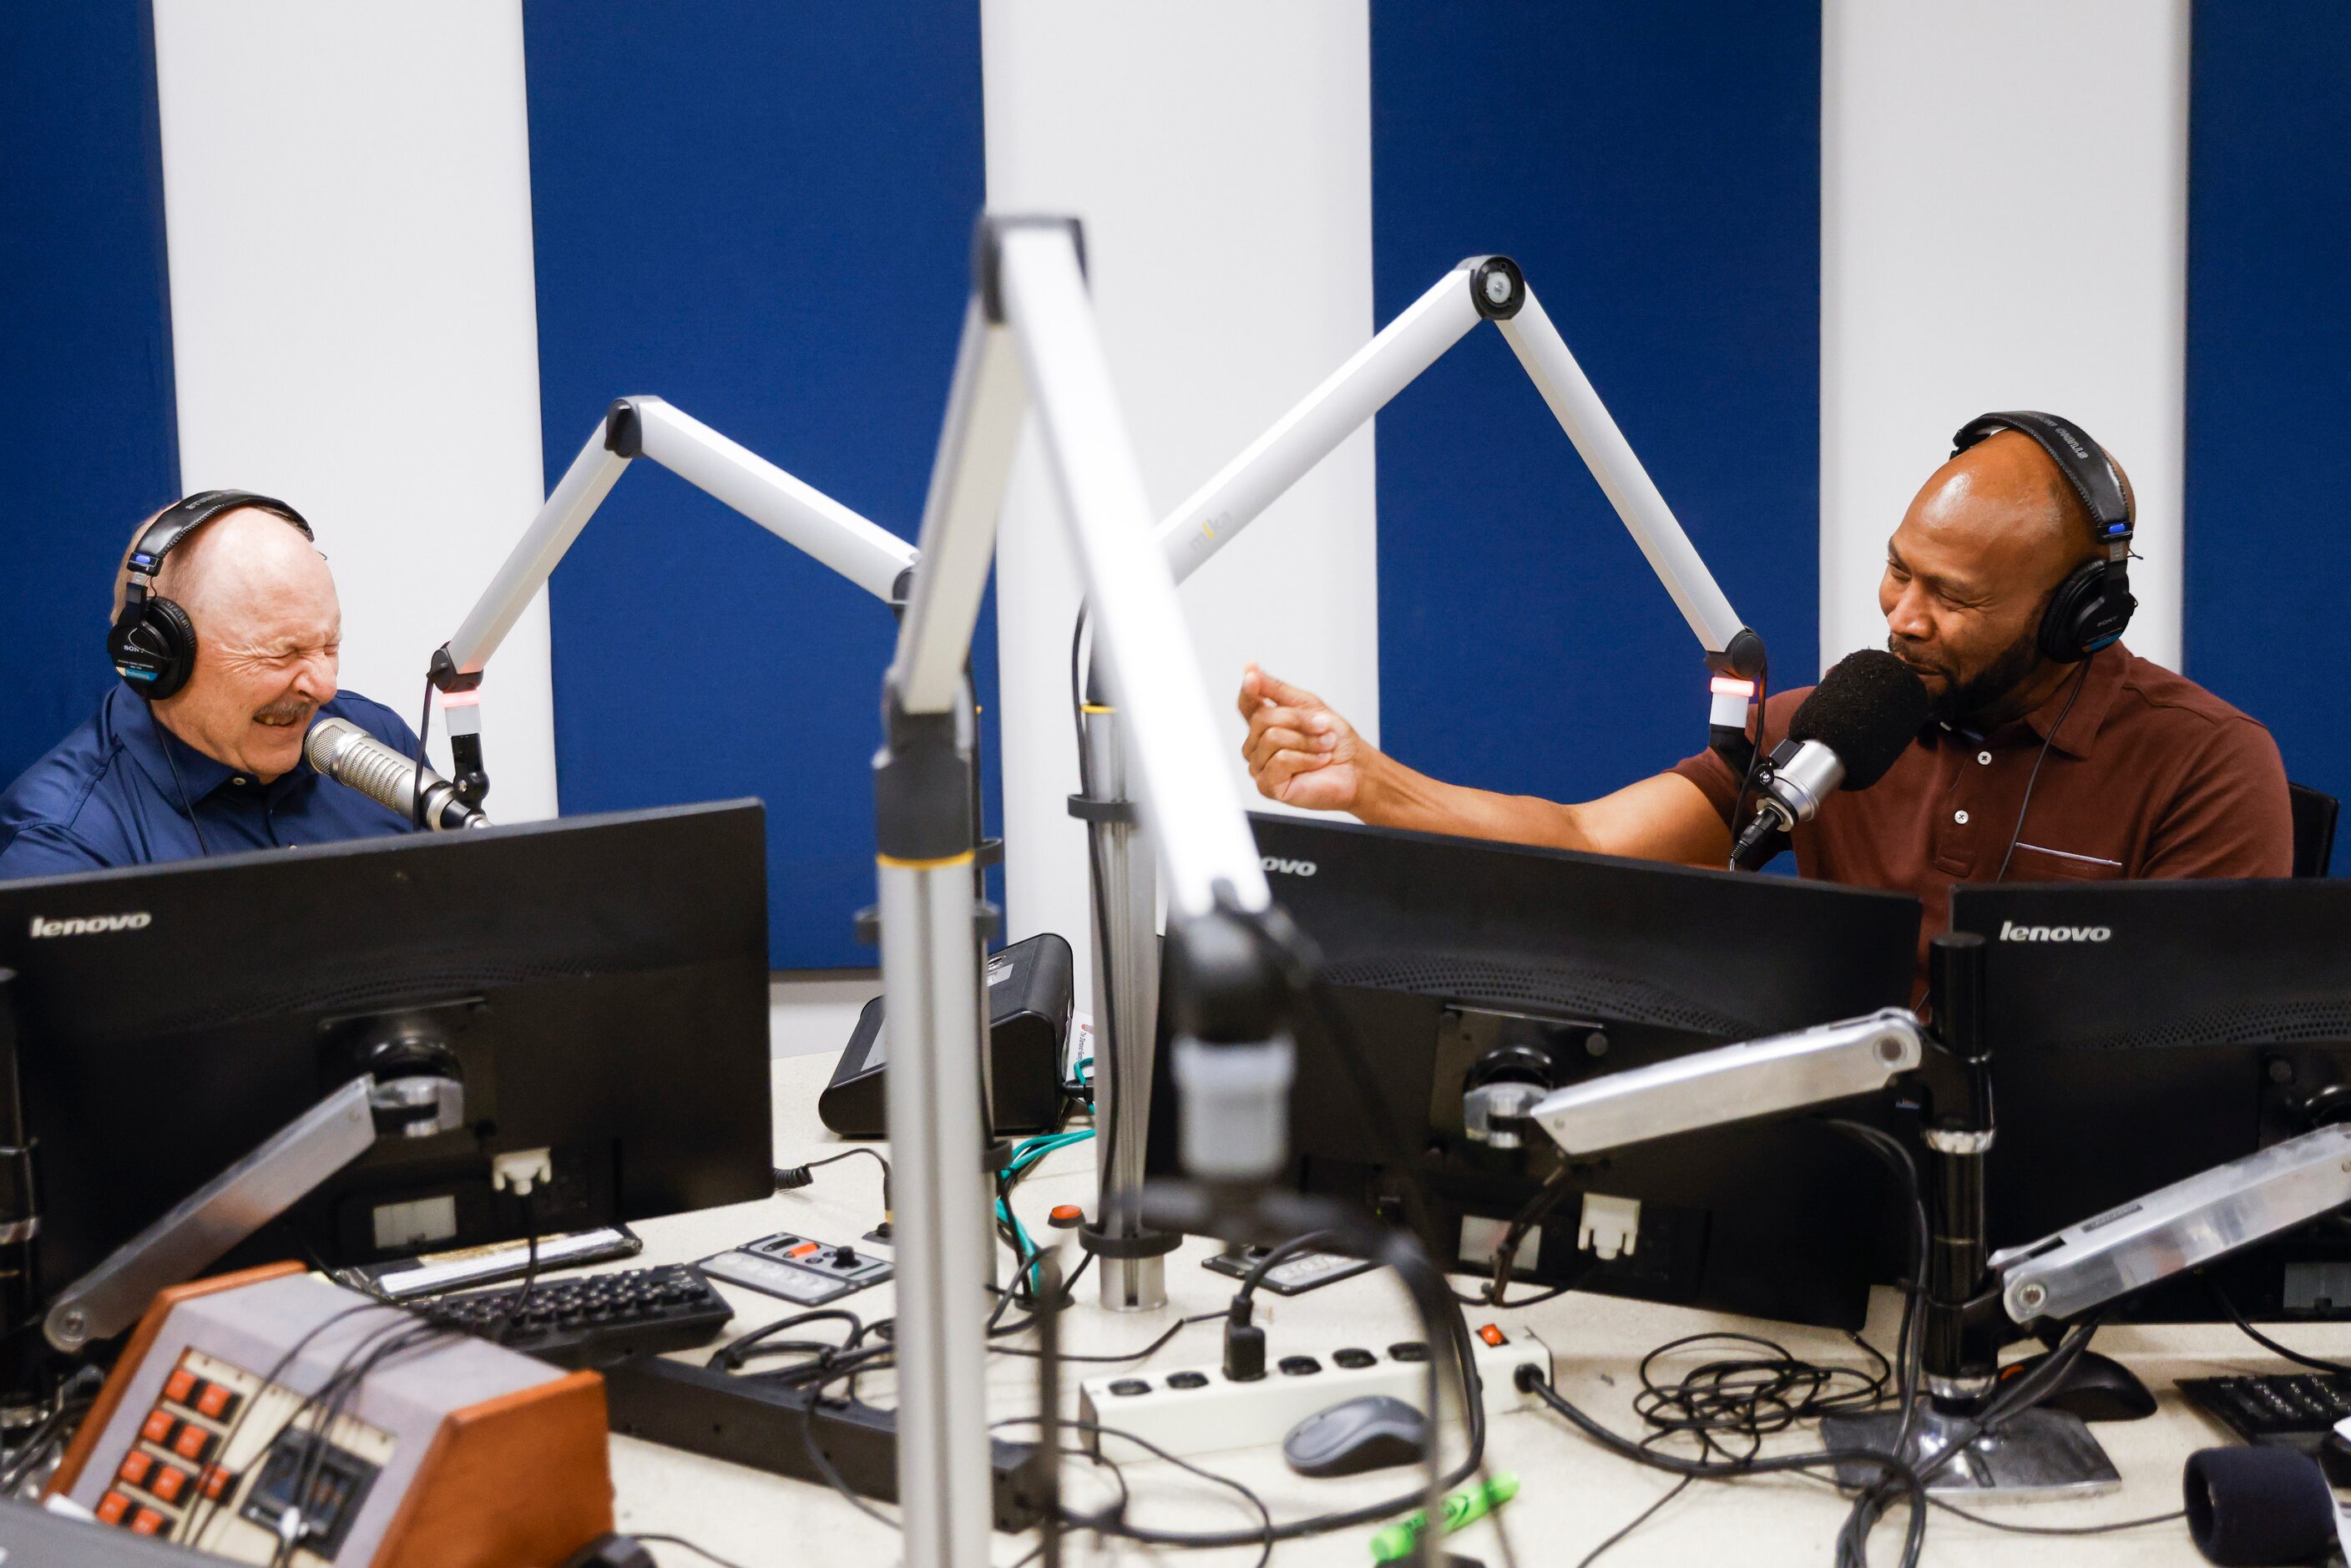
[162,1368,198,1406]
[200,1464,237,1502]
[96,1490,130,1526]
[149,1465,188,1505]
[170,1424,214,1464]
[139,1409,175,1446]
[117,1449,153,1489]
[194,1381,235,1420]
[129,1507,164,1535]
[1477,1323,1508,1348]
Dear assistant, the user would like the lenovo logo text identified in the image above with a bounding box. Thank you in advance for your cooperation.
[1998,920,2110,943]
[28,913,151,938]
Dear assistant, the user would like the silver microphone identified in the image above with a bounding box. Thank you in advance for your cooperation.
[304,716,491,831]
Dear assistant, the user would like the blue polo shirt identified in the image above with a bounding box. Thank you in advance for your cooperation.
[0,687,422,879]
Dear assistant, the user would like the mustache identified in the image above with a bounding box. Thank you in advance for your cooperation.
[253,697,316,726]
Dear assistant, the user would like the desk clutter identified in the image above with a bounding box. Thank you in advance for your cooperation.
[13,812,2351,1568]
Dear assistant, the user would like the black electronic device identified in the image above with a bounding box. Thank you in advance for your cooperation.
[0,802,774,1303]
[108,490,314,701]
[599,1355,1044,1528]
[1951,878,2351,1323]
[1148,813,1922,1329]
[427,1263,735,1370]
[819,930,1074,1138]
[1951,411,2136,663]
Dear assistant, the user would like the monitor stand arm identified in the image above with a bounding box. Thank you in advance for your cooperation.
[40,1067,465,1358]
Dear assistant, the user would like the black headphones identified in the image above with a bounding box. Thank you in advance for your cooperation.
[107,489,313,701]
[1951,411,2136,664]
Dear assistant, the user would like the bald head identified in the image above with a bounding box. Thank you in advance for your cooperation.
[1879,427,2135,727]
[115,503,342,781]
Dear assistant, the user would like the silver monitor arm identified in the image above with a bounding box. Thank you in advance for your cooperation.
[1993,1123,2351,1326]
[427,396,919,803]
[1524,1008,1927,1157]
[875,215,1297,1568]
[43,1065,467,1356]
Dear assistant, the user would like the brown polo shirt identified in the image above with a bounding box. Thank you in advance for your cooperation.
[1671,644,2293,993]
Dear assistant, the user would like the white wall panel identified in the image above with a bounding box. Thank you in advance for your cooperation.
[981,0,1377,1006]
[1822,0,2190,673]
[152,1,557,818]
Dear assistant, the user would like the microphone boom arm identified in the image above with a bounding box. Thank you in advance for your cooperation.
[1155,257,1763,682]
[427,396,920,801]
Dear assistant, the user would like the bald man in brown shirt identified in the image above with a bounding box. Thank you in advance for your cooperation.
[1235,420,2292,986]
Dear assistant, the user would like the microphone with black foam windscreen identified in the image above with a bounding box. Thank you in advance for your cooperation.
[306,716,492,831]
[1730,649,1929,871]
[2182,1444,2344,1565]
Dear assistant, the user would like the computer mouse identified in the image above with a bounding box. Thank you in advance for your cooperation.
[2029,1350,2159,1423]
[1283,1393,1431,1477]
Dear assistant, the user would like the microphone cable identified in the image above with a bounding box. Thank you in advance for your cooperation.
[159,730,212,857]
[1993,659,2092,882]
[410,672,435,831]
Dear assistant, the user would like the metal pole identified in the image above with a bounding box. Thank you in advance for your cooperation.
[1075,681,1168,1311]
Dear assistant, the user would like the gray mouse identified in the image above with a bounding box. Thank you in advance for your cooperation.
[1282,1393,1431,1477]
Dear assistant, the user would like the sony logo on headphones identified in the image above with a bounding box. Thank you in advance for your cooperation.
[1998,919,2110,943]
[1261,857,1317,878]
[27,913,151,938]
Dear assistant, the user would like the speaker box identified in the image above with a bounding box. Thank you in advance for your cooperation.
[818,931,1074,1139]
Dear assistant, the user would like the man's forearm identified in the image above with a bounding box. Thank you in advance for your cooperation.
[1352,749,1592,852]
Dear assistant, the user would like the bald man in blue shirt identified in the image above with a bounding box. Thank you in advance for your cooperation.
[0,496,423,878]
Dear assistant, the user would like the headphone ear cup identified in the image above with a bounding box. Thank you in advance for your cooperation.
[2036,562,2110,665]
[109,595,198,701]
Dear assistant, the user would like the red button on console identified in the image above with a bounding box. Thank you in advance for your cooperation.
[139,1409,174,1446]
[170,1424,214,1464]
[96,1490,130,1525]
[163,1368,198,1406]
[117,1450,154,1489]
[149,1465,189,1505]
[129,1507,164,1536]
[194,1382,235,1420]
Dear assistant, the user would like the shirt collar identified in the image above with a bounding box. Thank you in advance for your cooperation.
[115,689,282,810]
[2009,645,2127,760]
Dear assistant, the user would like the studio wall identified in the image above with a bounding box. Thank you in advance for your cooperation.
[0,5,181,785]
[523,2,992,969]
[2183,0,2351,819]
[1371,1,1823,804]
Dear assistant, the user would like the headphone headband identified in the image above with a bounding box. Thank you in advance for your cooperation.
[1951,411,2131,547]
[123,489,313,585]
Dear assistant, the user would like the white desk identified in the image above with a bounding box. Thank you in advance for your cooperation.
[599,1052,2332,1566]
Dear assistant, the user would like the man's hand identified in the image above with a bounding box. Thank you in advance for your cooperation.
[1237,665,1366,812]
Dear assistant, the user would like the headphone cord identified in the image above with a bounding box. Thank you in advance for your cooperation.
[158,726,212,857]
[1993,660,2092,882]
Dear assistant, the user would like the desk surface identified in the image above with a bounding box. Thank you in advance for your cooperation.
[598,1052,2326,1567]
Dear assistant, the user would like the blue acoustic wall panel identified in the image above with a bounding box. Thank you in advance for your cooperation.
[2183,2,2351,827]
[522,4,990,967]
[0,5,180,786]
[1369,3,1820,808]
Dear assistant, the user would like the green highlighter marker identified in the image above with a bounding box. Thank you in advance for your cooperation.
[1369,1472,1520,1562]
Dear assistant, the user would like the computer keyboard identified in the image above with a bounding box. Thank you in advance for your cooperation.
[426,1264,735,1369]
[2179,1373,2351,1459]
